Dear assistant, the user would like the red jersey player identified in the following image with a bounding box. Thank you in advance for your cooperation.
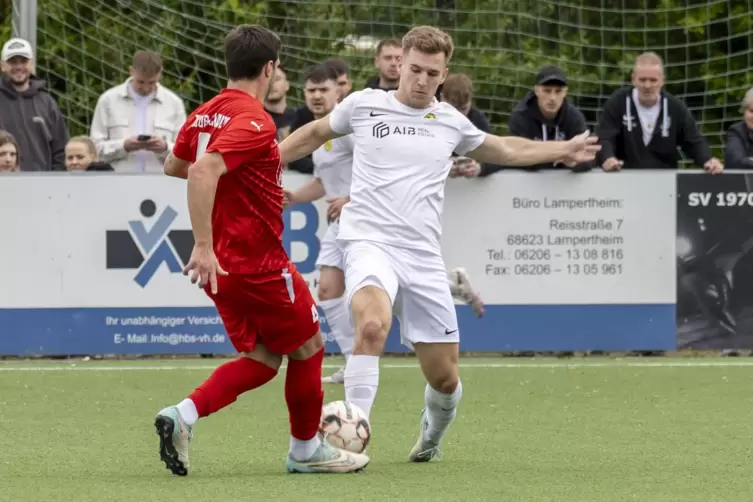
[155,24,369,476]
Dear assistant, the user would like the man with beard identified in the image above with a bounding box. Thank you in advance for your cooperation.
[0,38,68,171]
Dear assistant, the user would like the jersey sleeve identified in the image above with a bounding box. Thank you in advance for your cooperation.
[328,91,362,135]
[172,113,195,162]
[206,114,277,172]
[454,112,487,156]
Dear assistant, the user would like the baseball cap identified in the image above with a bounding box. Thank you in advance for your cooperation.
[2,38,33,61]
[535,65,567,86]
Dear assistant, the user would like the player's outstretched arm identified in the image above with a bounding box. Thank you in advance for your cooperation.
[467,131,601,168]
[279,117,338,165]
[284,177,326,209]
[164,152,191,179]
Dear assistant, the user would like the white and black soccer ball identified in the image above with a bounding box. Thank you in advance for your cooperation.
[319,400,371,454]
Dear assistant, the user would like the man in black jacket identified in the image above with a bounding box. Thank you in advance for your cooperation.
[499,65,591,173]
[597,52,723,173]
[0,38,69,171]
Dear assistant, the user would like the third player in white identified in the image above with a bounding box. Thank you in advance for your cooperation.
[280,26,600,463]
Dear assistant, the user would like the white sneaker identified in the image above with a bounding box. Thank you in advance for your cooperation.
[408,408,443,462]
[448,268,485,317]
[155,406,192,476]
[322,365,345,384]
[286,434,370,473]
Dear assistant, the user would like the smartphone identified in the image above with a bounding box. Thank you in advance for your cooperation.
[137,134,151,141]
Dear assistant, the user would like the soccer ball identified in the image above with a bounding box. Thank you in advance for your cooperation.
[319,400,371,454]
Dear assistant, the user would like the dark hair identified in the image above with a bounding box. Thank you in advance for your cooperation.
[376,37,402,56]
[323,58,350,77]
[303,64,338,85]
[224,24,281,81]
[131,50,163,76]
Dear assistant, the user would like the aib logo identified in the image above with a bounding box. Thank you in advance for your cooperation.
[106,200,193,288]
[373,122,390,139]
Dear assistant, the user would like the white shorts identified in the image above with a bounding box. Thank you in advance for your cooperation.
[341,240,459,350]
[315,221,344,270]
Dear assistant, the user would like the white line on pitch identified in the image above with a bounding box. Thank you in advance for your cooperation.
[2,360,753,372]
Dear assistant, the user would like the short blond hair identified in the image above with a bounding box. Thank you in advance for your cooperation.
[441,73,473,107]
[68,135,99,159]
[635,51,664,68]
[402,26,454,61]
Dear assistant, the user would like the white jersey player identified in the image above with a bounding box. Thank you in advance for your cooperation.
[285,66,485,385]
[280,26,599,463]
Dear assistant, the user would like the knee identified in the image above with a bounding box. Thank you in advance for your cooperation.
[318,268,345,301]
[432,375,459,395]
[317,282,343,301]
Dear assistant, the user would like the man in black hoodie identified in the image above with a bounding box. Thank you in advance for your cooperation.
[494,65,590,174]
[597,52,723,173]
[0,38,68,171]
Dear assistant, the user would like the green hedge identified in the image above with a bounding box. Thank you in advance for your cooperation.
[6,0,753,156]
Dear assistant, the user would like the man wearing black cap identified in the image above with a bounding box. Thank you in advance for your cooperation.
[488,65,590,173]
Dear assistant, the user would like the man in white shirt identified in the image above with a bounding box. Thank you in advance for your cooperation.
[90,50,187,173]
[284,65,485,386]
[279,26,599,463]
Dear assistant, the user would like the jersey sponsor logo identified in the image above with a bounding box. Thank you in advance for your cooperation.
[369,111,386,117]
[424,113,436,120]
[189,113,231,129]
[371,121,435,139]
[250,120,264,131]
[324,139,333,151]
[105,199,193,288]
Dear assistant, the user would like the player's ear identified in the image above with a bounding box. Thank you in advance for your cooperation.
[264,61,275,79]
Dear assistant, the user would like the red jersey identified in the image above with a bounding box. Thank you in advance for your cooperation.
[173,88,288,275]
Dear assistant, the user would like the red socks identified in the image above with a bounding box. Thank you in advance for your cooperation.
[189,357,278,418]
[285,348,325,440]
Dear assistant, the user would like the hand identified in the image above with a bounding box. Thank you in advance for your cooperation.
[602,156,623,172]
[145,136,168,153]
[456,159,481,178]
[704,157,724,175]
[326,196,349,222]
[183,244,228,295]
[561,130,601,167]
[124,136,147,152]
[282,189,295,209]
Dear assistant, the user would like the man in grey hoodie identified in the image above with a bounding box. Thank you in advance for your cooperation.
[0,38,69,171]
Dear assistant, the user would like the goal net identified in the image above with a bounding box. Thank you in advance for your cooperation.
[14,0,753,155]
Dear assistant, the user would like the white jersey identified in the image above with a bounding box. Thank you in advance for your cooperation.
[328,89,486,254]
[312,134,354,198]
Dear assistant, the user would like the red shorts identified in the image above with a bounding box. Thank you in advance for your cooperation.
[206,263,320,355]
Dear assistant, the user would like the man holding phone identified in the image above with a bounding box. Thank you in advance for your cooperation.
[90,50,187,172]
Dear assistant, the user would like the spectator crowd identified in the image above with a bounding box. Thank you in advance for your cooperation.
[2,33,753,175]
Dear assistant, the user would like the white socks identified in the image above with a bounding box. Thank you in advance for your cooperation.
[289,434,321,461]
[176,398,199,426]
[344,355,380,418]
[424,381,463,445]
[319,297,354,360]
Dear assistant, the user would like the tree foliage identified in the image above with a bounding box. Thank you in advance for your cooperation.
[14,0,753,156]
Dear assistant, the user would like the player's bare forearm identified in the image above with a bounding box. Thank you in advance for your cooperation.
[291,178,326,204]
[469,135,570,166]
[279,117,338,164]
[164,152,190,179]
[186,155,225,247]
